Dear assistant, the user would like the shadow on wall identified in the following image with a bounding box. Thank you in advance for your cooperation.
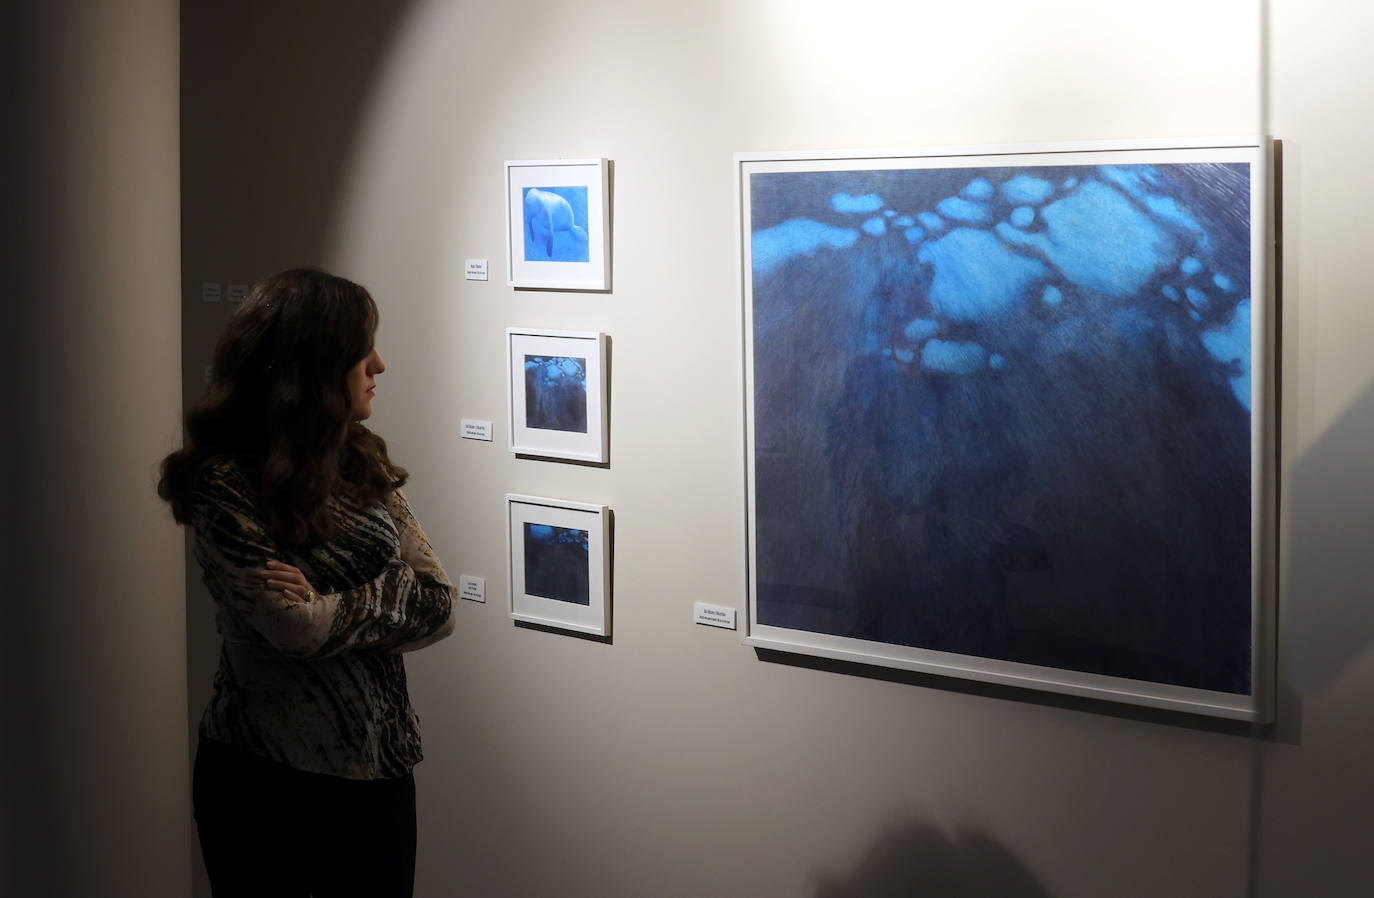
[814,821,1052,898]
[181,0,416,268]
[181,5,418,896]
[1286,377,1374,694]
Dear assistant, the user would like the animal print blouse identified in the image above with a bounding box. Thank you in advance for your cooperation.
[190,457,456,780]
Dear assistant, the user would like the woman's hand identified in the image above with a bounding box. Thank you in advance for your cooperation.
[262,560,320,605]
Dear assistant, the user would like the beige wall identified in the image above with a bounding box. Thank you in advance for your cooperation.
[1,1,189,896]
[179,1,1374,895]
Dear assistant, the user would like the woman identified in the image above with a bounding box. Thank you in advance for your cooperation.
[159,268,455,897]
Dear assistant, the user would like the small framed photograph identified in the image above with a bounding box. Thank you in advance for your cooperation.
[505,158,610,290]
[507,327,608,463]
[506,494,610,637]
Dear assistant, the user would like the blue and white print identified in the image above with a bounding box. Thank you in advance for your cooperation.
[749,161,1254,695]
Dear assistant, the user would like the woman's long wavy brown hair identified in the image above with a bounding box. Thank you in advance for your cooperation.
[159,268,407,544]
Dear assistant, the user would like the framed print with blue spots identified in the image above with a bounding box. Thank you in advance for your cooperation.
[507,328,608,464]
[737,138,1275,720]
[507,494,609,637]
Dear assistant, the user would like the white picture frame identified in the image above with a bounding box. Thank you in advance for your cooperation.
[507,327,608,463]
[737,137,1275,721]
[505,158,610,290]
[507,494,610,637]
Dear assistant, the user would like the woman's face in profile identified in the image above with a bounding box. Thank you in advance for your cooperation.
[347,346,386,420]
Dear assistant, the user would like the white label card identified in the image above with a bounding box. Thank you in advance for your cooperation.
[694,602,737,630]
[201,282,222,303]
[227,284,249,302]
[459,575,486,603]
[464,259,488,281]
[461,419,493,441]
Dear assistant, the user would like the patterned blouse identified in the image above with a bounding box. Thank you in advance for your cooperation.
[190,457,456,780]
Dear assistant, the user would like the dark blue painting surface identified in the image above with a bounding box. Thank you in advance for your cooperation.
[523,186,590,262]
[749,162,1253,695]
[525,355,588,433]
[524,523,591,605]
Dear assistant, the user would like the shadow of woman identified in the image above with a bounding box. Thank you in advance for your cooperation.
[815,820,1053,898]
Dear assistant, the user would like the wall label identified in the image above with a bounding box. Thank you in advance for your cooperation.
[693,602,737,630]
[464,259,488,281]
[201,282,222,303]
[459,575,486,603]
[461,419,493,441]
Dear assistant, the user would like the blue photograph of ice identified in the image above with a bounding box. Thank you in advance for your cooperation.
[524,523,591,605]
[525,354,588,434]
[749,160,1254,695]
[523,186,590,262]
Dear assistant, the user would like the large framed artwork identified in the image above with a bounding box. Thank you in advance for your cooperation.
[736,138,1274,720]
[505,158,610,290]
[507,327,608,463]
[507,494,610,637]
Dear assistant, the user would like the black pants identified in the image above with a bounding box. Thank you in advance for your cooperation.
[193,737,417,898]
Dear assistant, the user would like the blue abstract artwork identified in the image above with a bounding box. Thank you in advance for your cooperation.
[525,354,588,433]
[524,523,590,605]
[523,186,590,262]
[747,159,1256,698]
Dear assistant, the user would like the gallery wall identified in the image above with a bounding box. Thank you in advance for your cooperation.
[181,0,1374,895]
[1,1,189,896]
